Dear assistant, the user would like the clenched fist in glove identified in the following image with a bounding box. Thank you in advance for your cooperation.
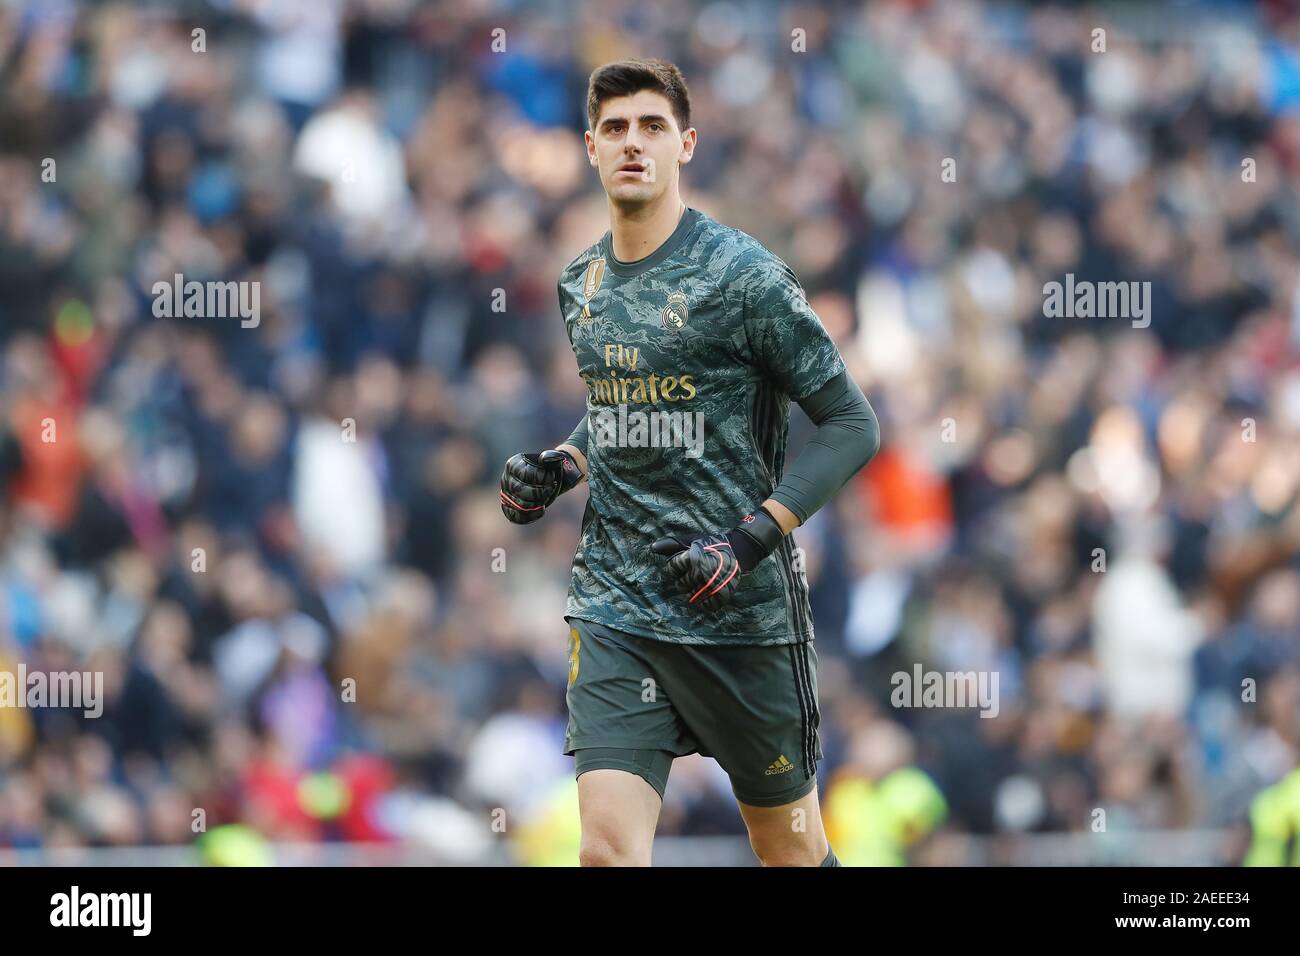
[500,449,583,524]
[650,507,786,612]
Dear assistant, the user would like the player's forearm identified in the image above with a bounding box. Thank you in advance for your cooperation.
[759,498,800,534]
[767,371,880,526]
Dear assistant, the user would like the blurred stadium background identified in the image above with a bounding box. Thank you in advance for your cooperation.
[0,0,1298,866]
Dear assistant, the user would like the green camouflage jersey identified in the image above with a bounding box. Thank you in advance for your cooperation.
[558,207,845,646]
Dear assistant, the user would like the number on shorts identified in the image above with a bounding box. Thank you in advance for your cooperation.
[568,627,581,687]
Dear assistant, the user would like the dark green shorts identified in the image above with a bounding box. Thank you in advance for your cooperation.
[563,616,822,808]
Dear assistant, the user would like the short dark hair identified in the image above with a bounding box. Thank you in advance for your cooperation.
[587,59,691,134]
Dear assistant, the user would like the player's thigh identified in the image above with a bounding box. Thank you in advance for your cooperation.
[668,639,824,811]
[574,758,669,865]
[563,619,694,861]
[737,782,829,866]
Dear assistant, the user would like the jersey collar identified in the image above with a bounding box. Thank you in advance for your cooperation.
[602,207,701,278]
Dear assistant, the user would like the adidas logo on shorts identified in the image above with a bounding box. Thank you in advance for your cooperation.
[764,754,795,776]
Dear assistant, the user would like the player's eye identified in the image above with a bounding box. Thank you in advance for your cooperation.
[648,123,663,132]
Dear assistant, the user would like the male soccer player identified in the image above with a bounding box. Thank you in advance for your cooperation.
[500,59,880,867]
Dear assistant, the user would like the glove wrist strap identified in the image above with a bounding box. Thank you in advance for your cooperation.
[728,506,785,573]
[552,449,583,495]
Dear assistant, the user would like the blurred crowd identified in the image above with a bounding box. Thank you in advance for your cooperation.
[1,0,1298,865]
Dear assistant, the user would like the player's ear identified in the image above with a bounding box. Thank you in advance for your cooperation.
[678,128,696,166]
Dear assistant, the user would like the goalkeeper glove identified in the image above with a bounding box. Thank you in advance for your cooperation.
[500,449,583,524]
[650,507,786,612]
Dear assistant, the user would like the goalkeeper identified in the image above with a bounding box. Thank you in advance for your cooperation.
[500,58,880,867]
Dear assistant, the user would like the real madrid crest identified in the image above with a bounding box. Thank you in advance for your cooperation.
[661,290,689,331]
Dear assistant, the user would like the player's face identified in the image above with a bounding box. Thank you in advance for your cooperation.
[587,90,694,208]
